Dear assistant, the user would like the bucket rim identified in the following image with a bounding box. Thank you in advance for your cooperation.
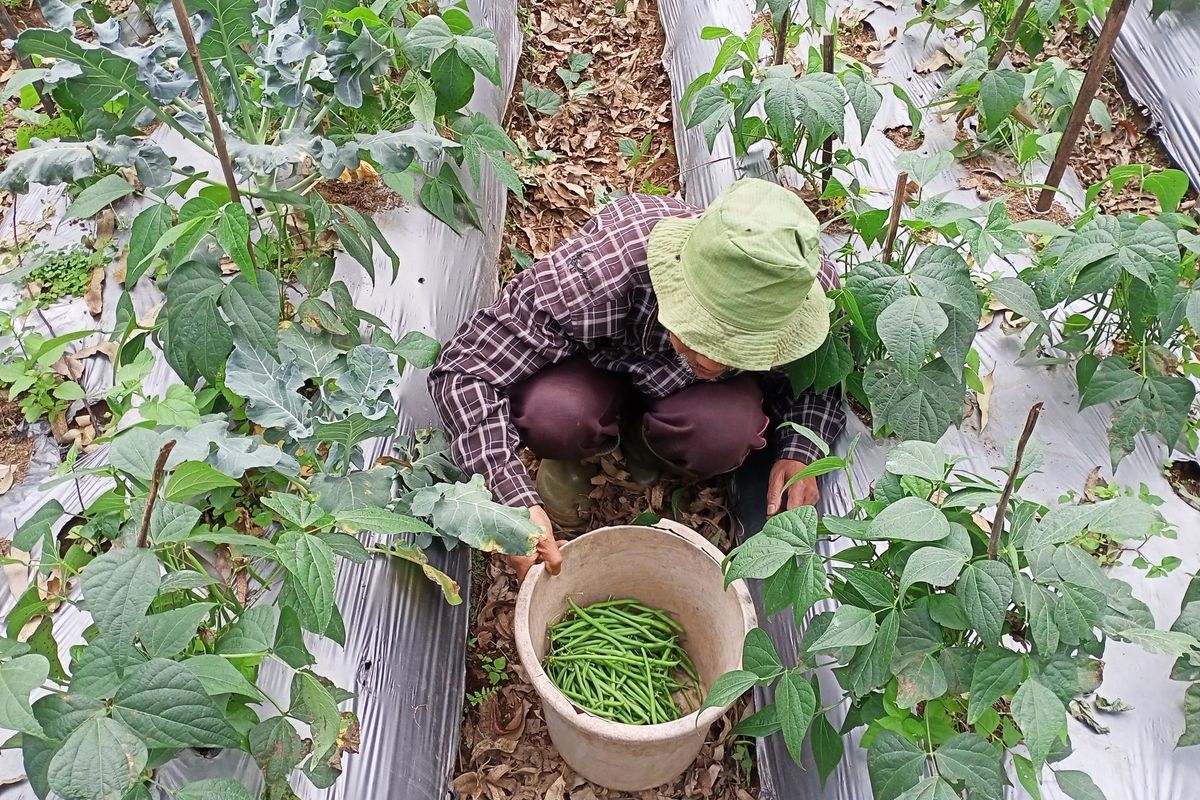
[513,521,758,742]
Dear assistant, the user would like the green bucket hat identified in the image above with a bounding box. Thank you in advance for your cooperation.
[646,178,829,372]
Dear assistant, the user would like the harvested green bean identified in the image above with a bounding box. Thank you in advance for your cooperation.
[542,598,701,725]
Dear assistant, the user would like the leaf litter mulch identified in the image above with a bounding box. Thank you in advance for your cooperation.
[1009,21,1198,217]
[456,1,758,798]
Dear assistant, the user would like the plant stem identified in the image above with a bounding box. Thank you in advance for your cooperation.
[137,440,177,548]
[820,33,835,190]
[988,403,1043,559]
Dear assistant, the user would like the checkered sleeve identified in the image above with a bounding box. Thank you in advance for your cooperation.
[428,273,577,508]
[760,252,846,464]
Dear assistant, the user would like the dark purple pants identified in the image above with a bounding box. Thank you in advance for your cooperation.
[508,355,769,478]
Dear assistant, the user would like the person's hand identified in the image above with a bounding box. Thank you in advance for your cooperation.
[766,458,819,516]
[507,504,564,582]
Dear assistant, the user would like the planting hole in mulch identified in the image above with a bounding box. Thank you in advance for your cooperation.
[314,176,405,215]
[0,394,35,495]
[839,20,879,64]
[1167,460,1200,512]
[959,169,1075,227]
[884,125,924,152]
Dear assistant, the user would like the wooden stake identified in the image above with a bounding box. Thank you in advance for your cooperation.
[169,0,259,273]
[0,6,57,116]
[1036,0,1132,212]
[773,8,791,66]
[988,403,1043,559]
[169,0,242,205]
[820,34,835,189]
[137,441,177,548]
[881,171,908,264]
[988,0,1035,70]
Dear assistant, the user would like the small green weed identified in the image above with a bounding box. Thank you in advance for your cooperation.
[26,245,107,307]
[732,737,754,783]
[467,654,509,707]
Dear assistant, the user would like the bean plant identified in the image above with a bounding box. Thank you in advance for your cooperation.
[1170,574,1200,748]
[682,22,882,193]
[706,436,1196,800]
[0,302,91,424]
[1012,175,1199,464]
[935,49,1110,169]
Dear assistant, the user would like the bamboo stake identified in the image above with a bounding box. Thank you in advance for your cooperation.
[169,0,260,273]
[881,171,908,264]
[1035,0,1132,212]
[0,6,57,116]
[988,403,1043,559]
[168,0,242,205]
[137,441,177,548]
[988,0,1035,70]
[773,7,791,66]
[820,33,835,190]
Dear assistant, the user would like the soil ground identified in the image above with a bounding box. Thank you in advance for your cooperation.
[0,394,34,494]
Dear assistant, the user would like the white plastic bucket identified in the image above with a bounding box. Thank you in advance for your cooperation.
[514,521,758,791]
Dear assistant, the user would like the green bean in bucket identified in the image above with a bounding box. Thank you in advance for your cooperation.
[542,598,702,725]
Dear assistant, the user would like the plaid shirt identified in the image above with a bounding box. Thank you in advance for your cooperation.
[429,194,845,508]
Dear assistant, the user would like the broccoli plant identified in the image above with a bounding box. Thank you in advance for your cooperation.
[0,0,520,272]
[1,389,538,800]
[707,432,1193,800]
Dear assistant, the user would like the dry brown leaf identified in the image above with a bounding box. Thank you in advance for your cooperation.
[978,370,995,430]
[94,209,117,243]
[85,264,104,315]
[942,39,969,65]
[544,776,566,800]
[51,354,85,381]
[914,48,954,73]
[1001,309,1030,333]
[452,772,483,800]
[839,6,874,27]
[49,410,69,444]
[540,11,558,33]
[2,550,29,598]
[140,301,165,327]
[74,341,118,362]
[874,0,900,8]
[0,464,14,495]
[17,617,41,643]
[37,568,62,613]
[880,26,899,48]
[112,248,128,284]
[1084,466,1109,502]
[865,48,890,67]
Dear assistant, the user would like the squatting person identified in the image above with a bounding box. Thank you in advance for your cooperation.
[429,178,845,579]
